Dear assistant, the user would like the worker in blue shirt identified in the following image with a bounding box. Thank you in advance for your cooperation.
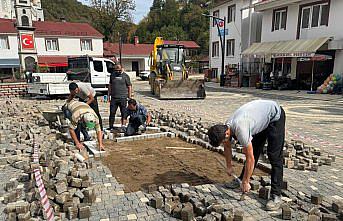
[123,99,151,136]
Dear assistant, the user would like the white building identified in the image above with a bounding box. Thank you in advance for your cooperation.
[0,18,104,75]
[104,39,200,77]
[209,0,261,81]
[243,0,343,90]
[0,0,44,21]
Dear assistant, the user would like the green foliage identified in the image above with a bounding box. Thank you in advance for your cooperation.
[42,0,136,42]
[134,0,210,55]
[42,0,95,23]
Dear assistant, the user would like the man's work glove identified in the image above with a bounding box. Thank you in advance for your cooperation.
[120,125,127,133]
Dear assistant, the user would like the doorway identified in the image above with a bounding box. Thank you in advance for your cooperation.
[132,61,139,76]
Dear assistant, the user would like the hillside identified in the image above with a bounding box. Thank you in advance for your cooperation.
[42,0,94,23]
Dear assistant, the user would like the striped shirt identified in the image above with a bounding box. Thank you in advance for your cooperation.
[66,100,101,132]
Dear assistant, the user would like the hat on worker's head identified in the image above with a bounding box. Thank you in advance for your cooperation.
[83,113,96,130]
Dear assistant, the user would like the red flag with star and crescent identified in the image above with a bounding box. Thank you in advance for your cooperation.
[21,34,35,49]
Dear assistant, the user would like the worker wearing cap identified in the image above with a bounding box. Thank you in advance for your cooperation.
[207,100,286,211]
[108,64,132,130]
[65,100,105,151]
[123,99,151,136]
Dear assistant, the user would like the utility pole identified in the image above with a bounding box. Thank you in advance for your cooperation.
[203,14,226,86]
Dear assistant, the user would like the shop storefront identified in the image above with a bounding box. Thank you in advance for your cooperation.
[242,37,334,91]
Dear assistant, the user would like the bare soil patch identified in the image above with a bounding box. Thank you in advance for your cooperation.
[103,138,267,192]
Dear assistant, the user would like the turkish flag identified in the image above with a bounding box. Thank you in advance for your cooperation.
[21,34,35,49]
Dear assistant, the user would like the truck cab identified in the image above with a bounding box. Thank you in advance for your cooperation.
[67,56,115,92]
[27,56,116,96]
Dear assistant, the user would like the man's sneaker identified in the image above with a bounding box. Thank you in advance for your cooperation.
[224,178,241,189]
[84,136,93,142]
[138,125,146,133]
[266,194,282,211]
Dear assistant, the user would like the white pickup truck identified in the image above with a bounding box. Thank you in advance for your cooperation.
[27,56,116,96]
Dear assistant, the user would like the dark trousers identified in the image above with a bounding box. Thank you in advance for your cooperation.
[80,96,103,131]
[109,98,127,128]
[239,107,286,196]
[75,122,90,142]
[126,115,146,136]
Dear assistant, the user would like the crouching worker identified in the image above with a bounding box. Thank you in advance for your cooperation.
[63,100,105,151]
[123,99,151,136]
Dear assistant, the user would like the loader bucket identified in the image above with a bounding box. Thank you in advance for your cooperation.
[158,79,206,99]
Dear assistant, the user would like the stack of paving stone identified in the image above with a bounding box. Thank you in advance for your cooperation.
[282,140,335,171]
[145,183,244,221]
[0,83,28,97]
[0,99,96,220]
[150,109,336,173]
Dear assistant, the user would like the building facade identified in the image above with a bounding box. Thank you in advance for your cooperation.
[209,0,261,80]
[248,0,343,90]
[0,18,103,75]
[104,39,200,77]
[0,0,44,21]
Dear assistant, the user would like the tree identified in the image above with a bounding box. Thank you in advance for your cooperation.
[91,0,135,41]
[134,0,210,55]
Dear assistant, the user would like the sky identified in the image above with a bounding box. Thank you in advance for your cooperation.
[79,0,153,24]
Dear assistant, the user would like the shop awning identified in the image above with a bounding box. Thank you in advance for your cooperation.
[38,56,68,67]
[0,59,20,68]
[242,37,331,58]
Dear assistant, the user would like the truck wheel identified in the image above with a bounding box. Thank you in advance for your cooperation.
[151,80,155,95]
[154,82,160,97]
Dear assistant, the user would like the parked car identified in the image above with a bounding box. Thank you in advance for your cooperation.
[139,71,150,81]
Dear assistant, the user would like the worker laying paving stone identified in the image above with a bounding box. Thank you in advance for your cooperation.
[63,99,105,151]
[122,98,151,136]
[208,100,286,211]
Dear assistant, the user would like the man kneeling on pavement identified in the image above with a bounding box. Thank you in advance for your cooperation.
[63,99,105,151]
[122,99,151,136]
[207,100,286,211]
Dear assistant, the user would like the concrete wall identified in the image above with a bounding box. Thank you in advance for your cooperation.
[261,0,343,42]
[333,50,343,74]
[121,57,150,72]
[0,35,19,60]
[35,37,103,57]
[209,0,244,77]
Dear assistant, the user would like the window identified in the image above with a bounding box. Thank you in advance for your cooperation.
[226,39,235,56]
[273,8,287,31]
[212,41,219,57]
[211,68,218,79]
[80,39,93,51]
[301,3,329,29]
[0,36,9,50]
[21,15,29,26]
[105,61,114,73]
[93,61,103,72]
[228,5,236,23]
[45,38,59,51]
[213,10,219,27]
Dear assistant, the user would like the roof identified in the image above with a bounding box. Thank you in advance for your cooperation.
[104,40,200,57]
[242,37,331,58]
[255,0,302,11]
[0,18,16,34]
[34,21,103,38]
[164,40,200,49]
[103,42,153,57]
[0,18,103,38]
[38,56,68,67]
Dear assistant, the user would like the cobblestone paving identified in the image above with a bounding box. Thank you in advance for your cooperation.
[1,80,342,220]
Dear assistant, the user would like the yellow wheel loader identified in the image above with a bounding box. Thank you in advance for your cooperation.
[149,37,206,99]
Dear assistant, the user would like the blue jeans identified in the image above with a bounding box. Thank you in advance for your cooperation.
[63,108,90,141]
[125,115,146,136]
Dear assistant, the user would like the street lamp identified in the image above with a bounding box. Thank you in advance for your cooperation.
[203,13,226,87]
